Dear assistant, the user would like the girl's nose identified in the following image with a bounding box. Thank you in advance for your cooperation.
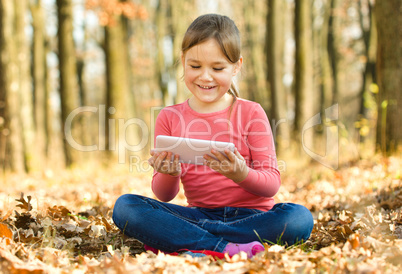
[199,69,213,81]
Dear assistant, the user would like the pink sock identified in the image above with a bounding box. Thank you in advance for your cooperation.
[223,241,265,258]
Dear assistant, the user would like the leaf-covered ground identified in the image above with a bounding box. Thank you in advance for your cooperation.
[0,156,401,273]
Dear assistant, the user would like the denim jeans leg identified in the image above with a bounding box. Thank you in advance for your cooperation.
[201,203,314,246]
[112,194,228,253]
[260,203,314,245]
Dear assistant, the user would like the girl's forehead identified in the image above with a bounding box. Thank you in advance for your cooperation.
[184,39,228,62]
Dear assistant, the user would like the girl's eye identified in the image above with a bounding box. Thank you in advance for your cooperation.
[213,68,224,71]
[190,65,201,69]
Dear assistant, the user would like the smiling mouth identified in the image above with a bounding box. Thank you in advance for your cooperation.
[198,85,215,89]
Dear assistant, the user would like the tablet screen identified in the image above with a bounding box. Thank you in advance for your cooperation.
[154,135,235,165]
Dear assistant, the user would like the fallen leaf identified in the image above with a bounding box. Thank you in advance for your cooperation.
[0,223,13,244]
[102,216,113,231]
[15,193,33,212]
[47,205,71,219]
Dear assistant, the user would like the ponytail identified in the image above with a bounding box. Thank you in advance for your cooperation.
[229,81,239,98]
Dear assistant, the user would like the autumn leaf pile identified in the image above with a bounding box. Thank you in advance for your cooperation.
[0,156,401,273]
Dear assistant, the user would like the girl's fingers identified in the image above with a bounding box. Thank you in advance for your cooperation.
[160,152,172,171]
[210,149,227,162]
[234,149,244,161]
[173,154,180,166]
[224,149,237,162]
[160,160,170,172]
[150,151,181,175]
[152,152,167,170]
[172,155,181,173]
[153,152,163,167]
[163,154,181,175]
[203,150,229,172]
[203,155,219,170]
[207,148,237,164]
[204,148,246,177]
[148,152,158,167]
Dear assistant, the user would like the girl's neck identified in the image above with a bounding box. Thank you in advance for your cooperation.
[188,93,234,114]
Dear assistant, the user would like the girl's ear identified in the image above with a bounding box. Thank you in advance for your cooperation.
[233,56,243,76]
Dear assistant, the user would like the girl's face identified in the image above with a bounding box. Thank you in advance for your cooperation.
[181,39,242,112]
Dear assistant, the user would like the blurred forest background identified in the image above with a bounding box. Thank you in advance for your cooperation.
[0,0,400,174]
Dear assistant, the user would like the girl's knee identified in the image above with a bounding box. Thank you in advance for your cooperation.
[293,204,313,226]
[114,194,144,209]
[114,194,131,216]
[276,203,314,244]
[288,204,313,228]
[112,194,144,228]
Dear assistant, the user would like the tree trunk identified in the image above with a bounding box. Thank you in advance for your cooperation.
[31,0,49,166]
[104,10,138,163]
[318,0,334,110]
[241,0,269,111]
[56,0,80,167]
[358,0,377,108]
[155,0,171,106]
[327,0,340,107]
[266,0,290,152]
[0,1,5,171]
[375,0,402,154]
[0,0,25,172]
[312,0,335,158]
[294,0,318,152]
[171,0,191,104]
[357,0,377,144]
[15,0,37,172]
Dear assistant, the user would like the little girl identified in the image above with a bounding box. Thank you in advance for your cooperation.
[113,14,314,258]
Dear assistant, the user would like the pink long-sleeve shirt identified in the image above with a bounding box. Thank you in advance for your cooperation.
[152,98,281,211]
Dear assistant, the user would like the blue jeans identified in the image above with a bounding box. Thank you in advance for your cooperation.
[112,194,314,253]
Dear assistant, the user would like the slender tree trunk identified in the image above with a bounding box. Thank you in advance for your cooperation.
[0,0,5,171]
[356,0,377,145]
[240,0,269,111]
[31,0,49,165]
[267,0,290,151]
[0,0,25,172]
[319,0,334,110]
[57,0,80,167]
[122,16,139,120]
[16,0,37,171]
[104,9,138,163]
[76,13,94,161]
[311,0,334,156]
[327,0,340,106]
[171,0,191,104]
[294,0,318,152]
[358,0,377,110]
[375,0,402,154]
[155,0,171,106]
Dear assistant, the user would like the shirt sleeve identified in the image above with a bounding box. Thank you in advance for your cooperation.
[150,109,181,202]
[236,104,281,197]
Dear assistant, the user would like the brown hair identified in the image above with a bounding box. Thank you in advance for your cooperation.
[181,14,241,98]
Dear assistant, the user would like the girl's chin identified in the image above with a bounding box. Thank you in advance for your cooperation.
[195,96,216,103]
[191,90,231,102]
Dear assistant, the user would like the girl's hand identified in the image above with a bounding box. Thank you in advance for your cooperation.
[203,148,249,183]
[148,151,181,176]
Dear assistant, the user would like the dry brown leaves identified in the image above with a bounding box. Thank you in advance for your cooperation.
[0,156,401,273]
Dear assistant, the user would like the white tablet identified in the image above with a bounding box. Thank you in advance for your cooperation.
[154,135,235,165]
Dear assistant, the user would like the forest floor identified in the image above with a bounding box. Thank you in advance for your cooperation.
[0,155,401,273]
